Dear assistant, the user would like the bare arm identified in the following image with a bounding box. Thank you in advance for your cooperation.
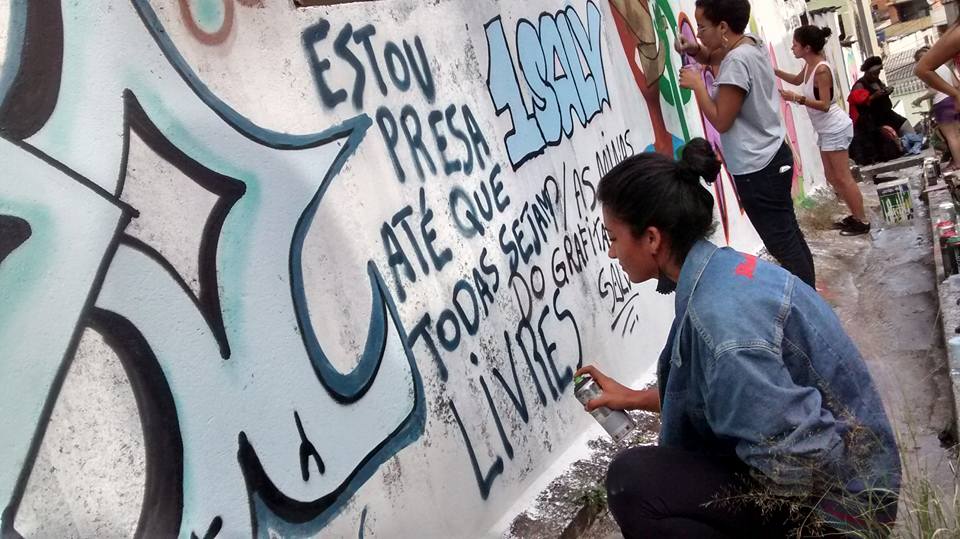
[916,27,960,100]
[913,90,938,106]
[805,65,834,112]
[692,84,746,133]
[775,67,804,86]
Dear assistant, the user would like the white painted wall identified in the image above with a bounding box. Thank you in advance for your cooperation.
[0,1,823,537]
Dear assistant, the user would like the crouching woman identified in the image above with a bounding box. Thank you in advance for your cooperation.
[578,138,900,538]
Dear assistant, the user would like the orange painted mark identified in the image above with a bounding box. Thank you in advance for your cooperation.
[735,254,757,279]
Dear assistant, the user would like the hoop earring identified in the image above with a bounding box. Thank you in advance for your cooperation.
[722,32,729,48]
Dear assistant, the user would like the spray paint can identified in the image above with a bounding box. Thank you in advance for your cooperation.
[574,375,636,443]
[946,236,960,276]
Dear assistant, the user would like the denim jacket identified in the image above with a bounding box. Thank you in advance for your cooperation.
[658,240,901,530]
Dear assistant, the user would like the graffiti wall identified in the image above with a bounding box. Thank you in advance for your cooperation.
[0,0,821,537]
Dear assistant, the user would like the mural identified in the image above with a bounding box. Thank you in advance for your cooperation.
[0,0,819,536]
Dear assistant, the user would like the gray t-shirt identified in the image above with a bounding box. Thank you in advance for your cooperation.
[714,35,786,175]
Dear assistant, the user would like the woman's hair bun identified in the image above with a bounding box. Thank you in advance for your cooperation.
[821,26,832,39]
[677,138,721,185]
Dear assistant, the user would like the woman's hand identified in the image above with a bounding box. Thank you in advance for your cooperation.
[574,365,639,411]
[678,65,704,91]
[779,89,799,103]
[674,34,700,55]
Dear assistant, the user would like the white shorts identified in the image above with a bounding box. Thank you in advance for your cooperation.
[818,123,854,152]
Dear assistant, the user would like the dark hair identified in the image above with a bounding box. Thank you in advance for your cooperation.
[597,138,721,263]
[694,0,751,34]
[861,56,883,72]
[915,46,930,62]
[793,25,832,53]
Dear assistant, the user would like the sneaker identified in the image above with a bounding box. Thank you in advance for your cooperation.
[832,215,856,230]
[839,218,871,236]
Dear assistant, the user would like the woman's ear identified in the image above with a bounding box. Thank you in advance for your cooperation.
[645,226,664,254]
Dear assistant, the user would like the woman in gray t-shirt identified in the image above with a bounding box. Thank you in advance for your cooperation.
[677,0,815,288]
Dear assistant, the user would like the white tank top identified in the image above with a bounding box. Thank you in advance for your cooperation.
[802,61,851,135]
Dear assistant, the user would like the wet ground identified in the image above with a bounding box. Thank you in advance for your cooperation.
[505,166,958,538]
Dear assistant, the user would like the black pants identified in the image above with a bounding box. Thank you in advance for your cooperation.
[733,142,816,289]
[606,446,833,538]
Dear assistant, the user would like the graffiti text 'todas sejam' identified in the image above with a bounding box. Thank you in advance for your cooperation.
[484,0,610,170]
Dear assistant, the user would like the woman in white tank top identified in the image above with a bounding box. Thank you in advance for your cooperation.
[775,26,868,236]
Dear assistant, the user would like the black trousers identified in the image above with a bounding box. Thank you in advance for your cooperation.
[733,142,816,289]
[606,446,833,538]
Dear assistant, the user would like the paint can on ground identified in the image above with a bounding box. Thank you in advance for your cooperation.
[875,177,914,224]
[574,375,636,443]
[937,202,958,224]
[946,236,960,276]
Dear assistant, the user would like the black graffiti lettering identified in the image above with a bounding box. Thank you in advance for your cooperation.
[498,224,519,276]
[551,248,568,289]
[384,41,411,91]
[529,265,545,300]
[472,267,495,318]
[352,24,387,96]
[419,188,452,272]
[376,107,405,183]
[334,23,366,110]
[480,246,500,291]
[474,180,494,222]
[391,205,429,275]
[400,106,438,180]
[479,375,514,459]
[530,202,550,245]
[303,20,348,109]
[294,411,325,481]
[408,313,447,381]
[436,308,461,352]
[552,289,583,370]
[447,105,474,174]
[450,187,485,238]
[449,399,504,500]
[403,36,436,104]
[452,279,480,336]
[597,129,634,178]
[462,105,491,171]
[512,205,533,265]
[537,304,572,394]
[378,103,491,184]
[517,319,555,401]
[571,165,595,219]
[489,164,509,211]
[490,330,530,423]
[428,110,462,176]
[381,220,414,302]
[508,270,532,322]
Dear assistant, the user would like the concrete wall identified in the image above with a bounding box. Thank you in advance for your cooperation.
[0,1,822,537]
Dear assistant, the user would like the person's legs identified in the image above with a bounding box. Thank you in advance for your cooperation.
[734,144,817,288]
[605,446,803,538]
[821,149,867,223]
[939,121,960,169]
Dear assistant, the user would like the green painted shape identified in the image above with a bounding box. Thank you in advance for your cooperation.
[653,0,691,142]
[195,0,225,32]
